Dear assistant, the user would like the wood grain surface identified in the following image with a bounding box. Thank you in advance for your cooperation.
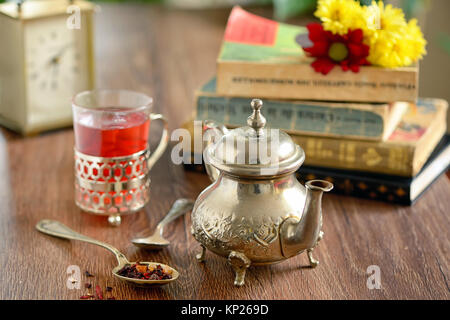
[0,4,449,300]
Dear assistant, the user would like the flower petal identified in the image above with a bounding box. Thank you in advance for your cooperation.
[348,29,363,44]
[348,43,363,57]
[312,58,335,75]
[304,41,329,57]
[307,23,327,42]
[350,64,360,73]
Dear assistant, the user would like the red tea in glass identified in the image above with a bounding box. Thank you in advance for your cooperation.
[72,90,168,225]
[74,108,150,157]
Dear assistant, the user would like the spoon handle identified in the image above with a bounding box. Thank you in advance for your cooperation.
[156,198,195,235]
[36,219,129,266]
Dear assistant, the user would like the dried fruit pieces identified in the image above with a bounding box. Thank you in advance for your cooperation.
[95,285,103,300]
[85,271,94,277]
[117,263,172,280]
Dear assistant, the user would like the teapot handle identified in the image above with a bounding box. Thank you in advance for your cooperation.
[203,120,229,182]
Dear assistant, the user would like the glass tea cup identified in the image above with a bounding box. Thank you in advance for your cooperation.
[72,90,168,226]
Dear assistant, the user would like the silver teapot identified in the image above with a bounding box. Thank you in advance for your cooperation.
[191,99,333,286]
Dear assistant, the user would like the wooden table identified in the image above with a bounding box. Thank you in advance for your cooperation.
[0,4,449,300]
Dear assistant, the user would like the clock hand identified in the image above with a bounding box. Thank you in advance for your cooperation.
[47,43,73,66]
[55,42,73,58]
[50,63,59,89]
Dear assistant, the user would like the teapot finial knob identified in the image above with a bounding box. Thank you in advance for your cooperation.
[247,99,266,135]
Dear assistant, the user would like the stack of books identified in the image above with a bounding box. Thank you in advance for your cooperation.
[185,7,449,205]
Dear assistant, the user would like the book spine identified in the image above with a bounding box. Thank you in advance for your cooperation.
[217,61,418,103]
[196,95,387,140]
[290,135,415,176]
[295,169,412,205]
[181,161,412,205]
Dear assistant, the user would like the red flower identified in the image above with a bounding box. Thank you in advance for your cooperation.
[300,23,370,75]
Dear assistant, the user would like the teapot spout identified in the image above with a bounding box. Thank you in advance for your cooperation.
[203,120,229,182]
[280,180,333,258]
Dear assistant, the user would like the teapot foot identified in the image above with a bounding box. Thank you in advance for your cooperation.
[196,244,207,262]
[307,248,319,268]
[306,230,323,268]
[228,251,251,287]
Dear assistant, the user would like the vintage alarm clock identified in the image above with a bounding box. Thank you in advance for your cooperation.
[0,0,95,135]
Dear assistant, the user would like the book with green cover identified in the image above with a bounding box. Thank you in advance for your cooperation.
[217,6,418,103]
[195,77,408,141]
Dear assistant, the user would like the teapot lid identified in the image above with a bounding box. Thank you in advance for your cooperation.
[204,99,305,178]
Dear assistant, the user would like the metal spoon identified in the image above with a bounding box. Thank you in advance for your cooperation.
[132,198,194,249]
[36,219,179,287]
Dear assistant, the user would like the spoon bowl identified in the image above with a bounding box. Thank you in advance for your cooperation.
[132,198,194,249]
[132,236,170,250]
[36,219,178,287]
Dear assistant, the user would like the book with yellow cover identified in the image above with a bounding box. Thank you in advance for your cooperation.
[216,6,418,103]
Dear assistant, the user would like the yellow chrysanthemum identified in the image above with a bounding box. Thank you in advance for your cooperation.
[364,2,426,67]
[367,32,411,68]
[314,0,426,68]
[405,19,427,60]
[315,0,366,35]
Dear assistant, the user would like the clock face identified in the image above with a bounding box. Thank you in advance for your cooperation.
[24,14,92,126]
